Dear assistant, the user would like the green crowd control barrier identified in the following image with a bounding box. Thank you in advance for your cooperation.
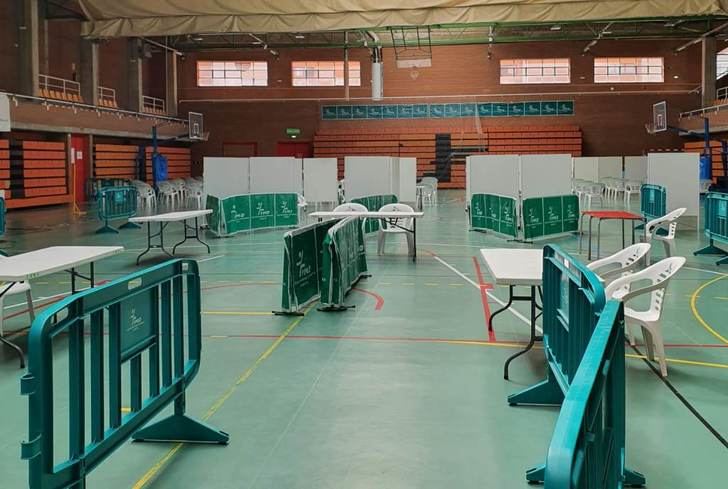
[522,194,579,240]
[279,219,340,314]
[470,193,518,238]
[96,185,140,234]
[207,192,299,237]
[350,194,398,233]
[640,184,667,221]
[21,259,228,489]
[88,177,133,200]
[508,245,643,486]
[694,191,728,265]
[320,216,369,310]
[539,301,644,488]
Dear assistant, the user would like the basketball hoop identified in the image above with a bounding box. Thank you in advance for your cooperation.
[645,122,657,135]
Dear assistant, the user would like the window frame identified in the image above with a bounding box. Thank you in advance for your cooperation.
[196,60,269,87]
[291,61,362,87]
[499,58,571,85]
[593,57,664,84]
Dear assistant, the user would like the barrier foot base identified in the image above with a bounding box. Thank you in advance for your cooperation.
[272,310,305,316]
[318,305,355,312]
[133,414,229,445]
[120,221,142,229]
[508,376,564,407]
[624,468,646,487]
[693,244,728,256]
[95,224,119,234]
[525,464,545,484]
[717,255,728,266]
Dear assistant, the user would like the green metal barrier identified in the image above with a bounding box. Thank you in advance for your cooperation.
[207,192,300,237]
[87,177,132,200]
[96,185,140,234]
[279,219,340,314]
[522,194,579,240]
[540,301,643,488]
[470,193,518,238]
[640,184,666,221]
[508,245,643,486]
[320,217,369,311]
[350,194,398,233]
[21,259,228,489]
[694,191,728,265]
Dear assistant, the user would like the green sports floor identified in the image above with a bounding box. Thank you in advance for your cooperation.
[0,190,726,488]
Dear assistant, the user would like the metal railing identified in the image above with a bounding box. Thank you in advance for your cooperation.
[39,74,81,100]
[96,185,139,233]
[20,259,229,489]
[98,86,117,106]
[718,86,728,101]
[143,95,166,113]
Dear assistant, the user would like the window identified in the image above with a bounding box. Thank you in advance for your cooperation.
[500,59,570,84]
[291,61,361,87]
[594,57,663,83]
[196,61,268,87]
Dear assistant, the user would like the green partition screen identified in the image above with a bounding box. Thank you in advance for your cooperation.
[280,219,339,313]
[320,217,369,309]
[522,195,579,240]
[208,192,299,237]
[470,194,517,238]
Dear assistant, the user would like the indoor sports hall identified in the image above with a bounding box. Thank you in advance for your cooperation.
[0,2,727,488]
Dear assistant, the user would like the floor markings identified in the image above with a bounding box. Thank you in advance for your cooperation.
[203,311,274,316]
[131,306,312,489]
[471,256,496,342]
[351,287,384,311]
[689,275,728,344]
[197,254,225,263]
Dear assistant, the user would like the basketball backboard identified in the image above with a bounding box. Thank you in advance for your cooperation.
[188,112,204,140]
[652,101,667,133]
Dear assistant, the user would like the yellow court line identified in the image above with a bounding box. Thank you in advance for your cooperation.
[203,311,274,316]
[626,353,728,370]
[689,275,728,344]
[131,306,311,489]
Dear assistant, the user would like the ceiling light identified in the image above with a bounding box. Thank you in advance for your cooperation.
[294,33,305,39]
[550,25,562,31]
[269,49,279,56]
[191,35,204,42]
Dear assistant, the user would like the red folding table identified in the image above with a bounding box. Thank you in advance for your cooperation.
[579,210,644,259]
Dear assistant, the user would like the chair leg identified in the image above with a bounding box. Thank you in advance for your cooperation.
[643,328,655,361]
[664,239,675,258]
[0,296,4,337]
[626,322,637,346]
[377,231,385,255]
[26,290,35,322]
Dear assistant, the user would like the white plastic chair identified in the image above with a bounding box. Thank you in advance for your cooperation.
[587,243,651,284]
[420,177,438,203]
[644,208,686,264]
[623,181,642,209]
[0,256,35,338]
[583,182,605,210]
[377,203,414,256]
[605,256,686,377]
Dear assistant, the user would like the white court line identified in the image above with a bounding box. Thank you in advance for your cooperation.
[429,254,540,333]
[197,254,225,263]
[684,266,728,277]
[3,289,81,311]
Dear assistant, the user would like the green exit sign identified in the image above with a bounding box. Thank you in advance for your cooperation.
[286,128,301,137]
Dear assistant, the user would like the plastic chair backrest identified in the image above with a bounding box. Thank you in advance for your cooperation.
[645,207,686,236]
[378,203,414,231]
[605,256,686,315]
[334,203,367,213]
[587,243,651,281]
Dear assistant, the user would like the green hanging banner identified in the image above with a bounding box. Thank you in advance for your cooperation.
[470,194,518,238]
[522,194,579,240]
[207,192,299,237]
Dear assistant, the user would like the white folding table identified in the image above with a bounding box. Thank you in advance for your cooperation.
[0,245,124,367]
[129,209,212,264]
[310,210,425,262]
[480,248,543,380]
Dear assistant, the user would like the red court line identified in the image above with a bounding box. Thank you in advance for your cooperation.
[351,287,384,311]
[472,256,496,342]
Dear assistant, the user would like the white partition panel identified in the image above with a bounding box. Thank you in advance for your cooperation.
[647,153,700,218]
[466,155,520,203]
[345,156,395,200]
[398,157,417,202]
[597,157,623,179]
[624,156,648,182]
[203,157,249,198]
[520,154,573,199]
[303,158,338,202]
[572,157,599,181]
[249,157,303,194]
